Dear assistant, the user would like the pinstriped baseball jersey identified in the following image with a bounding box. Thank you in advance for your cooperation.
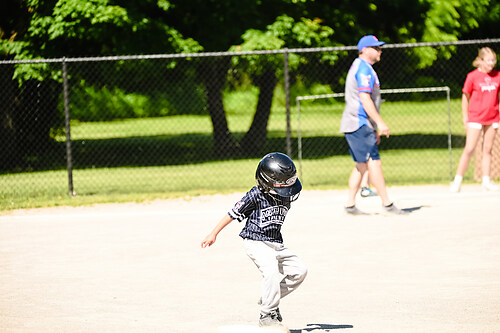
[340,57,381,133]
[228,186,292,243]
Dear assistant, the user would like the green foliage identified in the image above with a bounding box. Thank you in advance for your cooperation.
[229,29,285,76]
[309,83,334,97]
[269,15,339,66]
[32,0,130,39]
[3,0,498,88]
[223,86,259,115]
[2,0,202,83]
[69,80,206,121]
[412,0,493,68]
[3,0,499,65]
[229,15,336,80]
[11,62,50,83]
[275,16,335,47]
[287,80,336,103]
[71,85,150,121]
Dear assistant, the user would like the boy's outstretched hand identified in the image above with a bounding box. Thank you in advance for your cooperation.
[201,214,233,248]
[201,234,216,248]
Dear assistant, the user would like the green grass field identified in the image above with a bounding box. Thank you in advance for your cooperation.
[1,98,481,212]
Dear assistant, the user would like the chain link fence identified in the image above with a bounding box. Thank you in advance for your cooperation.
[1,39,500,205]
[295,87,454,182]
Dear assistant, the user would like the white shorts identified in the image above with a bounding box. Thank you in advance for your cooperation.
[468,122,499,129]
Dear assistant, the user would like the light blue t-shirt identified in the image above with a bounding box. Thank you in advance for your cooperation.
[340,57,381,133]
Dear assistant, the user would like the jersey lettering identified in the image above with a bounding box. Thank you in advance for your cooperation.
[259,205,288,228]
[359,73,371,88]
[229,186,292,243]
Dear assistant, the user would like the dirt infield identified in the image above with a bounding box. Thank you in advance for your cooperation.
[1,185,499,333]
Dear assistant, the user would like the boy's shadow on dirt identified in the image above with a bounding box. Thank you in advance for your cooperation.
[290,323,354,332]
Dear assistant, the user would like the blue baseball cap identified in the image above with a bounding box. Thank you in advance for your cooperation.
[357,35,385,51]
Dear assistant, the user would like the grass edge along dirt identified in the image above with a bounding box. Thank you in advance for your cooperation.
[0,148,475,212]
[1,98,474,211]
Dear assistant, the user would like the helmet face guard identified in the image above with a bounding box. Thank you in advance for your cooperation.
[256,152,302,199]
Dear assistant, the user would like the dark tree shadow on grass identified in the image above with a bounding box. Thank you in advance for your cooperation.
[1,133,465,173]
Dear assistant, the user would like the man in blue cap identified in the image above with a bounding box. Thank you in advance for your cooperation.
[340,35,407,215]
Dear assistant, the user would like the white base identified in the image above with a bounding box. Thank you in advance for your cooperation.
[217,324,290,333]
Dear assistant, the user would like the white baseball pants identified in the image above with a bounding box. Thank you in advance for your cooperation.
[243,238,307,315]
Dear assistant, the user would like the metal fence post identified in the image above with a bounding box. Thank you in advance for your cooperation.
[284,48,292,157]
[296,97,303,181]
[446,86,453,181]
[62,58,75,196]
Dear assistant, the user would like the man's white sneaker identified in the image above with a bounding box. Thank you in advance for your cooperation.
[450,181,461,193]
[482,181,499,191]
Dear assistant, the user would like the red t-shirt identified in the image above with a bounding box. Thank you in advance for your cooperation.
[462,69,500,124]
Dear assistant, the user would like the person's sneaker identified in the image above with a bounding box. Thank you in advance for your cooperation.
[383,203,408,215]
[257,299,282,322]
[360,187,378,197]
[345,205,369,215]
[450,181,461,193]
[259,311,282,327]
[482,181,499,191]
[275,308,282,322]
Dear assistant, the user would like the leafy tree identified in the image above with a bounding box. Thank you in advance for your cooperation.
[1,0,202,79]
[226,0,500,155]
[0,0,202,169]
[164,0,287,156]
[1,0,499,163]
[230,15,336,154]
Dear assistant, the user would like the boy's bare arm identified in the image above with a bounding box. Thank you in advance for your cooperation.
[201,214,234,248]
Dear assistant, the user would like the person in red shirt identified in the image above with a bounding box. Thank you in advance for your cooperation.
[451,47,500,192]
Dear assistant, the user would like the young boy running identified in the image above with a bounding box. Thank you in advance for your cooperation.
[201,152,307,329]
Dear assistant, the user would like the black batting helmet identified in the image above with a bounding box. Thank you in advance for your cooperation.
[255,152,302,198]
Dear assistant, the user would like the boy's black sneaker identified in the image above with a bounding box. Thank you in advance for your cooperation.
[257,298,282,322]
[276,308,282,322]
[259,310,282,327]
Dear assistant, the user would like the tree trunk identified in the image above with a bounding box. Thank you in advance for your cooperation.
[240,69,277,155]
[0,64,18,170]
[200,58,238,158]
